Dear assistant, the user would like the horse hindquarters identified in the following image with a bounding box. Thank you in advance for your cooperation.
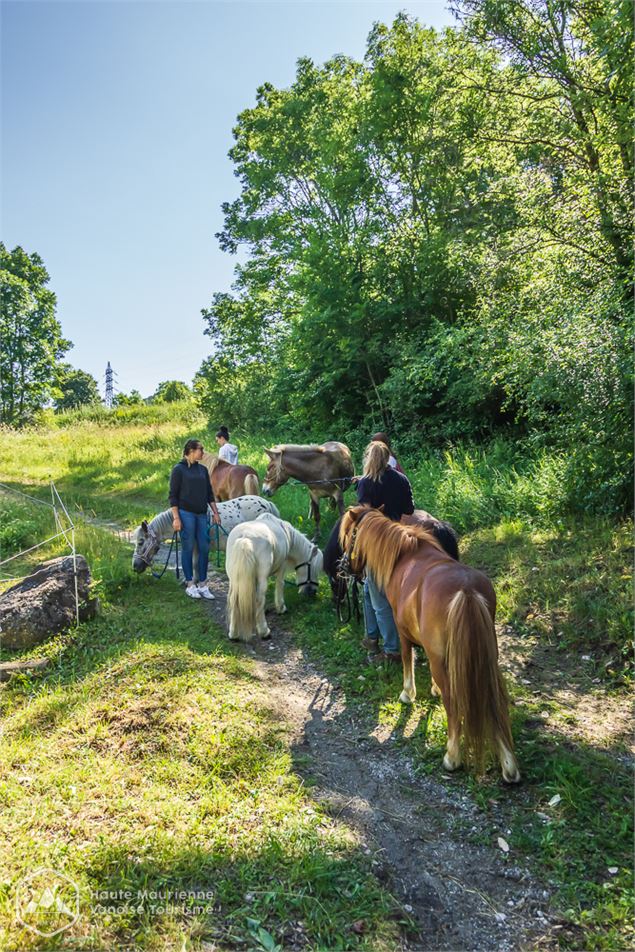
[244,473,259,496]
[446,591,520,782]
[227,538,259,641]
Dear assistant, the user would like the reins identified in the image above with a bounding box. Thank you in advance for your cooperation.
[334,520,365,624]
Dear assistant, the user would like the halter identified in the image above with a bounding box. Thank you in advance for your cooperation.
[136,527,160,567]
[342,519,364,573]
[294,558,318,589]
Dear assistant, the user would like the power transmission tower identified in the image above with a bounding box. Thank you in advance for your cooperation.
[104,362,118,409]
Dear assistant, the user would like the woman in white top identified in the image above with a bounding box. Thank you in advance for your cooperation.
[215,426,239,465]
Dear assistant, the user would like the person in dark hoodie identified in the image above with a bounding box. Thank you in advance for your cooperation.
[356,440,415,663]
[169,439,221,600]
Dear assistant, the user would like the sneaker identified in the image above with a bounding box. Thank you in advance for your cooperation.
[185,584,201,599]
[197,584,215,600]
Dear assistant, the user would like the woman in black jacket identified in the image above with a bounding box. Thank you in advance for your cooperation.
[356,440,415,663]
[169,439,221,599]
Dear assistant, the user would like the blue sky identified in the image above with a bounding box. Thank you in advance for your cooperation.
[2,1,456,398]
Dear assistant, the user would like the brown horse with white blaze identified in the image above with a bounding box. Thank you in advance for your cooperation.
[201,452,259,501]
[339,506,520,783]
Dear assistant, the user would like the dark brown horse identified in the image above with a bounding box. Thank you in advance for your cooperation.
[340,506,520,783]
[201,453,259,502]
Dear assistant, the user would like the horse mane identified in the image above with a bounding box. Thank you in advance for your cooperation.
[286,521,317,560]
[271,444,326,454]
[201,451,220,474]
[342,507,446,590]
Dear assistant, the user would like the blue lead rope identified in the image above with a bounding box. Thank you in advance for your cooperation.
[211,520,230,567]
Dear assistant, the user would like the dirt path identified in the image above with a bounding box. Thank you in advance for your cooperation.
[200,570,554,951]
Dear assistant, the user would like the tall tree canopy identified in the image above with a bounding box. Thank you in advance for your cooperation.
[54,364,101,411]
[197,3,633,512]
[151,380,192,404]
[0,244,71,426]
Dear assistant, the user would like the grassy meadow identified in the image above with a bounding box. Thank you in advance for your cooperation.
[0,403,632,950]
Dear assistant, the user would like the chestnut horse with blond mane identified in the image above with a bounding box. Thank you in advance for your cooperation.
[201,452,259,501]
[340,506,520,783]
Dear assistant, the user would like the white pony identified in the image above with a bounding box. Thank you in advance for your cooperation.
[226,513,323,642]
[132,495,280,578]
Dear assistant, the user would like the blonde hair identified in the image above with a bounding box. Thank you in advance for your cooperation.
[362,441,390,481]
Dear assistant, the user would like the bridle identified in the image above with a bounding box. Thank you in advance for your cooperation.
[333,514,368,624]
[136,528,160,567]
[294,558,318,590]
[137,528,181,580]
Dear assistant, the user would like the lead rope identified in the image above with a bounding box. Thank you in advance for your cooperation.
[152,532,180,580]
[212,521,230,567]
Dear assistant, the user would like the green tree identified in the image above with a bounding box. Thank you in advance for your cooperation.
[0,244,71,426]
[116,389,144,406]
[54,364,101,411]
[151,380,192,403]
[201,9,632,511]
[453,0,633,282]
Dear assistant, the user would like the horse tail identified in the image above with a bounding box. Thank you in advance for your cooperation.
[446,590,514,773]
[244,473,259,496]
[227,538,257,638]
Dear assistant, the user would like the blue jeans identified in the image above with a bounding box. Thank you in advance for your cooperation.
[363,572,400,654]
[179,509,210,583]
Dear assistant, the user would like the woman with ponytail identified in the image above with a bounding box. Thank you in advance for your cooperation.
[356,440,415,663]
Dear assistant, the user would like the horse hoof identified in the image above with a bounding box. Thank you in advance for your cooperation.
[260,630,271,640]
[502,767,521,784]
[276,606,287,615]
[431,681,441,697]
[442,753,462,772]
[399,691,414,704]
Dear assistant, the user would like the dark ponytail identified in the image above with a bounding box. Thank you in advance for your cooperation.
[183,439,203,457]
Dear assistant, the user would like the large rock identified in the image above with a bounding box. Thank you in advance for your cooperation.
[0,555,98,650]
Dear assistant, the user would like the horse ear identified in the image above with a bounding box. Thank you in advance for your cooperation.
[141,520,148,531]
[310,545,319,560]
[264,448,279,459]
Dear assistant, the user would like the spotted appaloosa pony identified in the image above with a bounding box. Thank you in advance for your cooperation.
[226,513,323,642]
[201,452,259,501]
[132,496,280,578]
[340,506,520,783]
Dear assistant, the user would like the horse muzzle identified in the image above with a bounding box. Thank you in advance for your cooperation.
[132,557,148,574]
[262,483,273,497]
[299,581,318,598]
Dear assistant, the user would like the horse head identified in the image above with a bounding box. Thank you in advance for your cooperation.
[295,544,323,598]
[338,505,373,577]
[262,448,288,496]
[131,519,161,573]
